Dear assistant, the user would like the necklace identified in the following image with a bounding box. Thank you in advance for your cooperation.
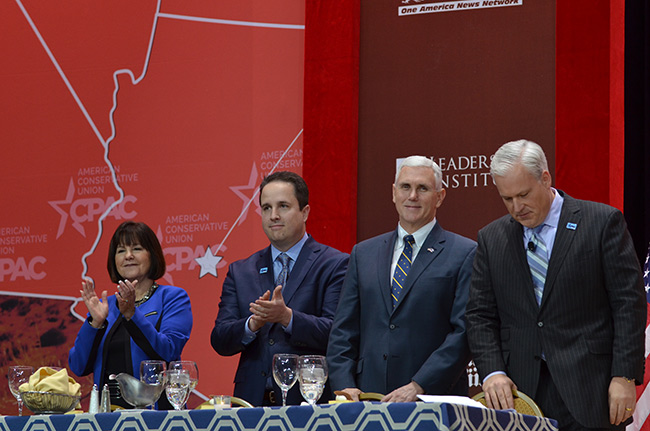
[135,283,158,307]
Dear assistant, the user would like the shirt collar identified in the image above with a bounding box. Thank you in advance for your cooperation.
[397,219,437,249]
[271,233,309,263]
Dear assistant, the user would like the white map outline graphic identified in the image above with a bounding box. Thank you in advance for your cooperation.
[9,0,306,401]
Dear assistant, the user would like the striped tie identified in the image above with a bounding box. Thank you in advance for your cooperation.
[527,227,548,306]
[392,235,415,308]
[275,253,290,288]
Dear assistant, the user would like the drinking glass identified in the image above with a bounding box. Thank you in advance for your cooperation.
[8,365,34,416]
[272,354,298,406]
[164,369,191,410]
[140,360,166,408]
[297,355,328,406]
[169,361,199,392]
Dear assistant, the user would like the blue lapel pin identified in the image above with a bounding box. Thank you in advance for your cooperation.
[259,267,268,274]
[566,222,577,230]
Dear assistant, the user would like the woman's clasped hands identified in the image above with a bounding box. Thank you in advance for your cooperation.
[81,277,139,327]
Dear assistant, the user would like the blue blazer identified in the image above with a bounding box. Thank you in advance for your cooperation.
[68,284,193,387]
[211,236,349,406]
[327,223,476,396]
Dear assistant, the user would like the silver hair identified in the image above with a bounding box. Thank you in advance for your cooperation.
[490,139,548,180]
[395,156,443,191]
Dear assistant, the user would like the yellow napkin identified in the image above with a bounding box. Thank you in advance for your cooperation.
[18,367,81,396]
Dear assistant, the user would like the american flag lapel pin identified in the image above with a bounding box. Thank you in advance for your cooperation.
[427,248,435,253]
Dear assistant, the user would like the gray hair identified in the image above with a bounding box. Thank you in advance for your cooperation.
[490,139,548,180]
[395,156,443,191]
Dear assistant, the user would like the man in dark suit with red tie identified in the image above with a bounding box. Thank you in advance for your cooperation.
[211,171,349,406]
[327,156,476,402]
[466,140,646,431]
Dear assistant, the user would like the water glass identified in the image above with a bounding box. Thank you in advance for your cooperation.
[169,360,198,391]
[140,360,166,408]
[8,365,34,416]
[298,355,328,406]
[164,369,191,410]
[272,354,299,406]
[140,360,166,384]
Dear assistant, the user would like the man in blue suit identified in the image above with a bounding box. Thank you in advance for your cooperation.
[327,156,476,402]
[211,171,349,406]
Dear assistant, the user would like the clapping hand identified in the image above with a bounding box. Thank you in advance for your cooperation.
[80,277,108,328]
[116,279,138,319]
[248,285,292,330]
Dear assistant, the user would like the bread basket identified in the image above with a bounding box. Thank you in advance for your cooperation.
[20,391,80,414]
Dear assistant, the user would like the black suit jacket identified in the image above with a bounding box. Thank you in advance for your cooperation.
[328,223,476,396]
[466,192,645,428]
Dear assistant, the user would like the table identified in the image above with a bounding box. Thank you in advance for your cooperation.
[0,402,558,431]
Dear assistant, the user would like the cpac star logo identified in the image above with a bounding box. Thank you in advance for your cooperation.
[48,179,76,239]
[156,227,226,280]
[194,246,224,278]
[48,178,137,238]
[230,163,262,226]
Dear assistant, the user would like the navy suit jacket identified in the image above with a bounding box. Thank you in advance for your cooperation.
[327,223,476,396]
[211,236,349,406]
[466,192,645,428]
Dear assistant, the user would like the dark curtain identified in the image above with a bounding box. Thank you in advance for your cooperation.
[624,0,650,263]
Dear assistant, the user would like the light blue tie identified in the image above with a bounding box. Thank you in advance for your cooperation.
[527,226,548,306]
[392,235,415,308]
[275,253,290,287]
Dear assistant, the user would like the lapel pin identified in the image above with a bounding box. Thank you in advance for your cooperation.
[259,267,268,274]
[566,222,577,230]
[427,248,435,253]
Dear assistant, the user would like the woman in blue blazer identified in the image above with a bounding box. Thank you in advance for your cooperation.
[68,221,193,409]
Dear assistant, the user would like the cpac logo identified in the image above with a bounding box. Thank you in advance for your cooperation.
[0,256,46,282]
[165,245,225,277]
[48,179,137,238]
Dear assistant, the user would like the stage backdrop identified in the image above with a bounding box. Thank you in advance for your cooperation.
[0,0,304,411]
[357,0,555,243]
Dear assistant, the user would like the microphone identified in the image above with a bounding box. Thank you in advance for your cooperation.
[527,241,536,252]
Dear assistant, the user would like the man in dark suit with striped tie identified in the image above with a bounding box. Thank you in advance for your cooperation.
[327,156,477,402]
[211,171,349,406]
[466,140,646,431]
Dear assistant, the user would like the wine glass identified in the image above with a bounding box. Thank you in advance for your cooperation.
[297,355,328,406]
[8,365,34,416]
[272,354,299,406]
[169,361,198,391]
[164,369,191,410]
[140,360,166,408]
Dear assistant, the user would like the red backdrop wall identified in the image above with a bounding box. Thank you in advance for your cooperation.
[0,0,306,411]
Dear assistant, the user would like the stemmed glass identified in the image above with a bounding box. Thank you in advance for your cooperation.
[163,369,191,410]
[297,355,328,406]
[8,365,34,416]
[272,354,299,406]
[140,360,166,408]
[169,361,198,391]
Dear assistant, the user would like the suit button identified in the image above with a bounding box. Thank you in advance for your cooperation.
[269,338,275,345]
[383,354,388,360]
[389,324,396,330]
[537,321,544,327]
